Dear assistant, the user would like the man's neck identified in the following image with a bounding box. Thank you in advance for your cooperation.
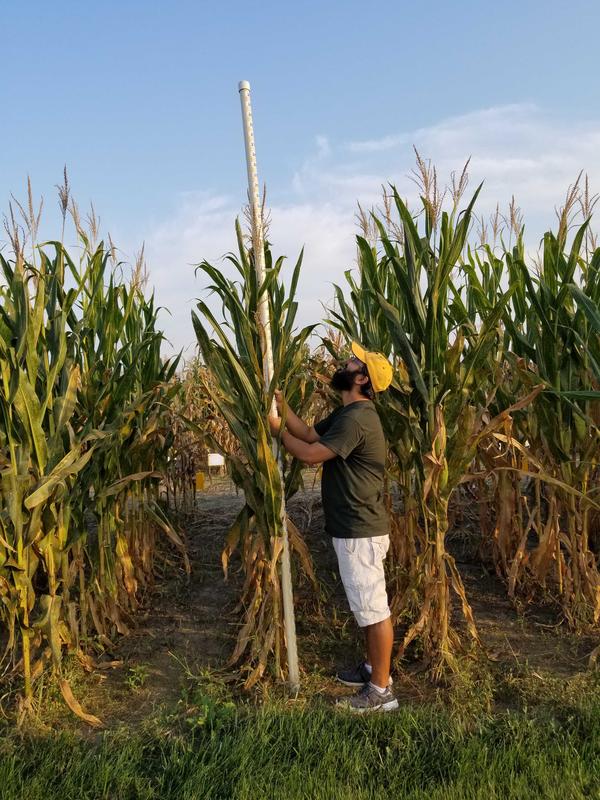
[340,389,371,407]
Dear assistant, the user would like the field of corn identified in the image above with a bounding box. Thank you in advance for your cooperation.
[0,179,188,718]
[2,159,600,745]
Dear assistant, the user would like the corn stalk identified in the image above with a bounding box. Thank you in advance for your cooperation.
[328,186,542,676]
[0,222,185,706]
[480,224,600,626]
[191,221,316,687]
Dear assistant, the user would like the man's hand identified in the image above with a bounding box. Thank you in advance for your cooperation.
[270,391,320,444]
[268,414,282,437]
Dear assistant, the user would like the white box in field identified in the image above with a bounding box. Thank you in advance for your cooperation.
[207,453,225,467]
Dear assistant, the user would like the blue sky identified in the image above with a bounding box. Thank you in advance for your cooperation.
[3,1,600,355]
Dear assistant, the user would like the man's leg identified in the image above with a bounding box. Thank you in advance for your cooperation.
[332,537,398,711]
[365,616,393,689]
[332,535,394,688]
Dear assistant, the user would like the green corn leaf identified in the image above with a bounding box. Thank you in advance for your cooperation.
[377,293,428,404]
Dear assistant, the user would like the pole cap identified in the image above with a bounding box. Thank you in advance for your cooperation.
[238,80,251,92]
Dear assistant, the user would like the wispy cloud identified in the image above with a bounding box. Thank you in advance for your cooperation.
[135,104,600,357]
[346,133,407,154]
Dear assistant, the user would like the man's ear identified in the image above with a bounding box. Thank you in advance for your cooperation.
[355,373,369,386]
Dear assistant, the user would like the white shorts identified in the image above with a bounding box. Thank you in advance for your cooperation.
[331,535,391,628]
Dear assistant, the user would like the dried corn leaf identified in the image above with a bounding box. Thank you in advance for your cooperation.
[60,679,103,727]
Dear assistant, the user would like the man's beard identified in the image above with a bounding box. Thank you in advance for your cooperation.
[330,366,358,392]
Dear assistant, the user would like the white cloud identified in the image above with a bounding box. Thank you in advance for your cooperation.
[342,104,600,222]
[347,133,408,154]
[139,193,238,360]
[143,196,355,360]
[136,103,600,359]
[315,135,331,159]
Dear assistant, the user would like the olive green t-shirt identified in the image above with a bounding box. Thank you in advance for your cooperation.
[314,400,389,539]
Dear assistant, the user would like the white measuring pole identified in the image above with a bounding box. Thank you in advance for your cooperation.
[238,80,299,691]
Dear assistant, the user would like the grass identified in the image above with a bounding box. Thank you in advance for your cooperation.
[2,675,600,800]
[3,589,600,800]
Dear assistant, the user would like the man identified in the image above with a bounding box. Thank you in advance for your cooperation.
[269,341,397,713]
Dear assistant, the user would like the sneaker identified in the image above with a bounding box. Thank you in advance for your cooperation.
[336,661,392,688]
[335,682,399,714]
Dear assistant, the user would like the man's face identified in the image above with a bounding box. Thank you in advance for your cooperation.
[330,356,366,392]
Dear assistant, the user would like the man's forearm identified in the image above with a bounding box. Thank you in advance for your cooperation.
[280,430,317,464]
[275,427,334,466]
[282,407,312,441]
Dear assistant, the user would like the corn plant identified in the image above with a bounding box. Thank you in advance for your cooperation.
[65,240,186,641]
[329,186,541,676]
[192,221,316,687]
[0,250,99,699]
[479,224,600,626]
[0,211,185,707]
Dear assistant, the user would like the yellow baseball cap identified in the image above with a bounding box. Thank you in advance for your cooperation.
[351,341,393,393]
